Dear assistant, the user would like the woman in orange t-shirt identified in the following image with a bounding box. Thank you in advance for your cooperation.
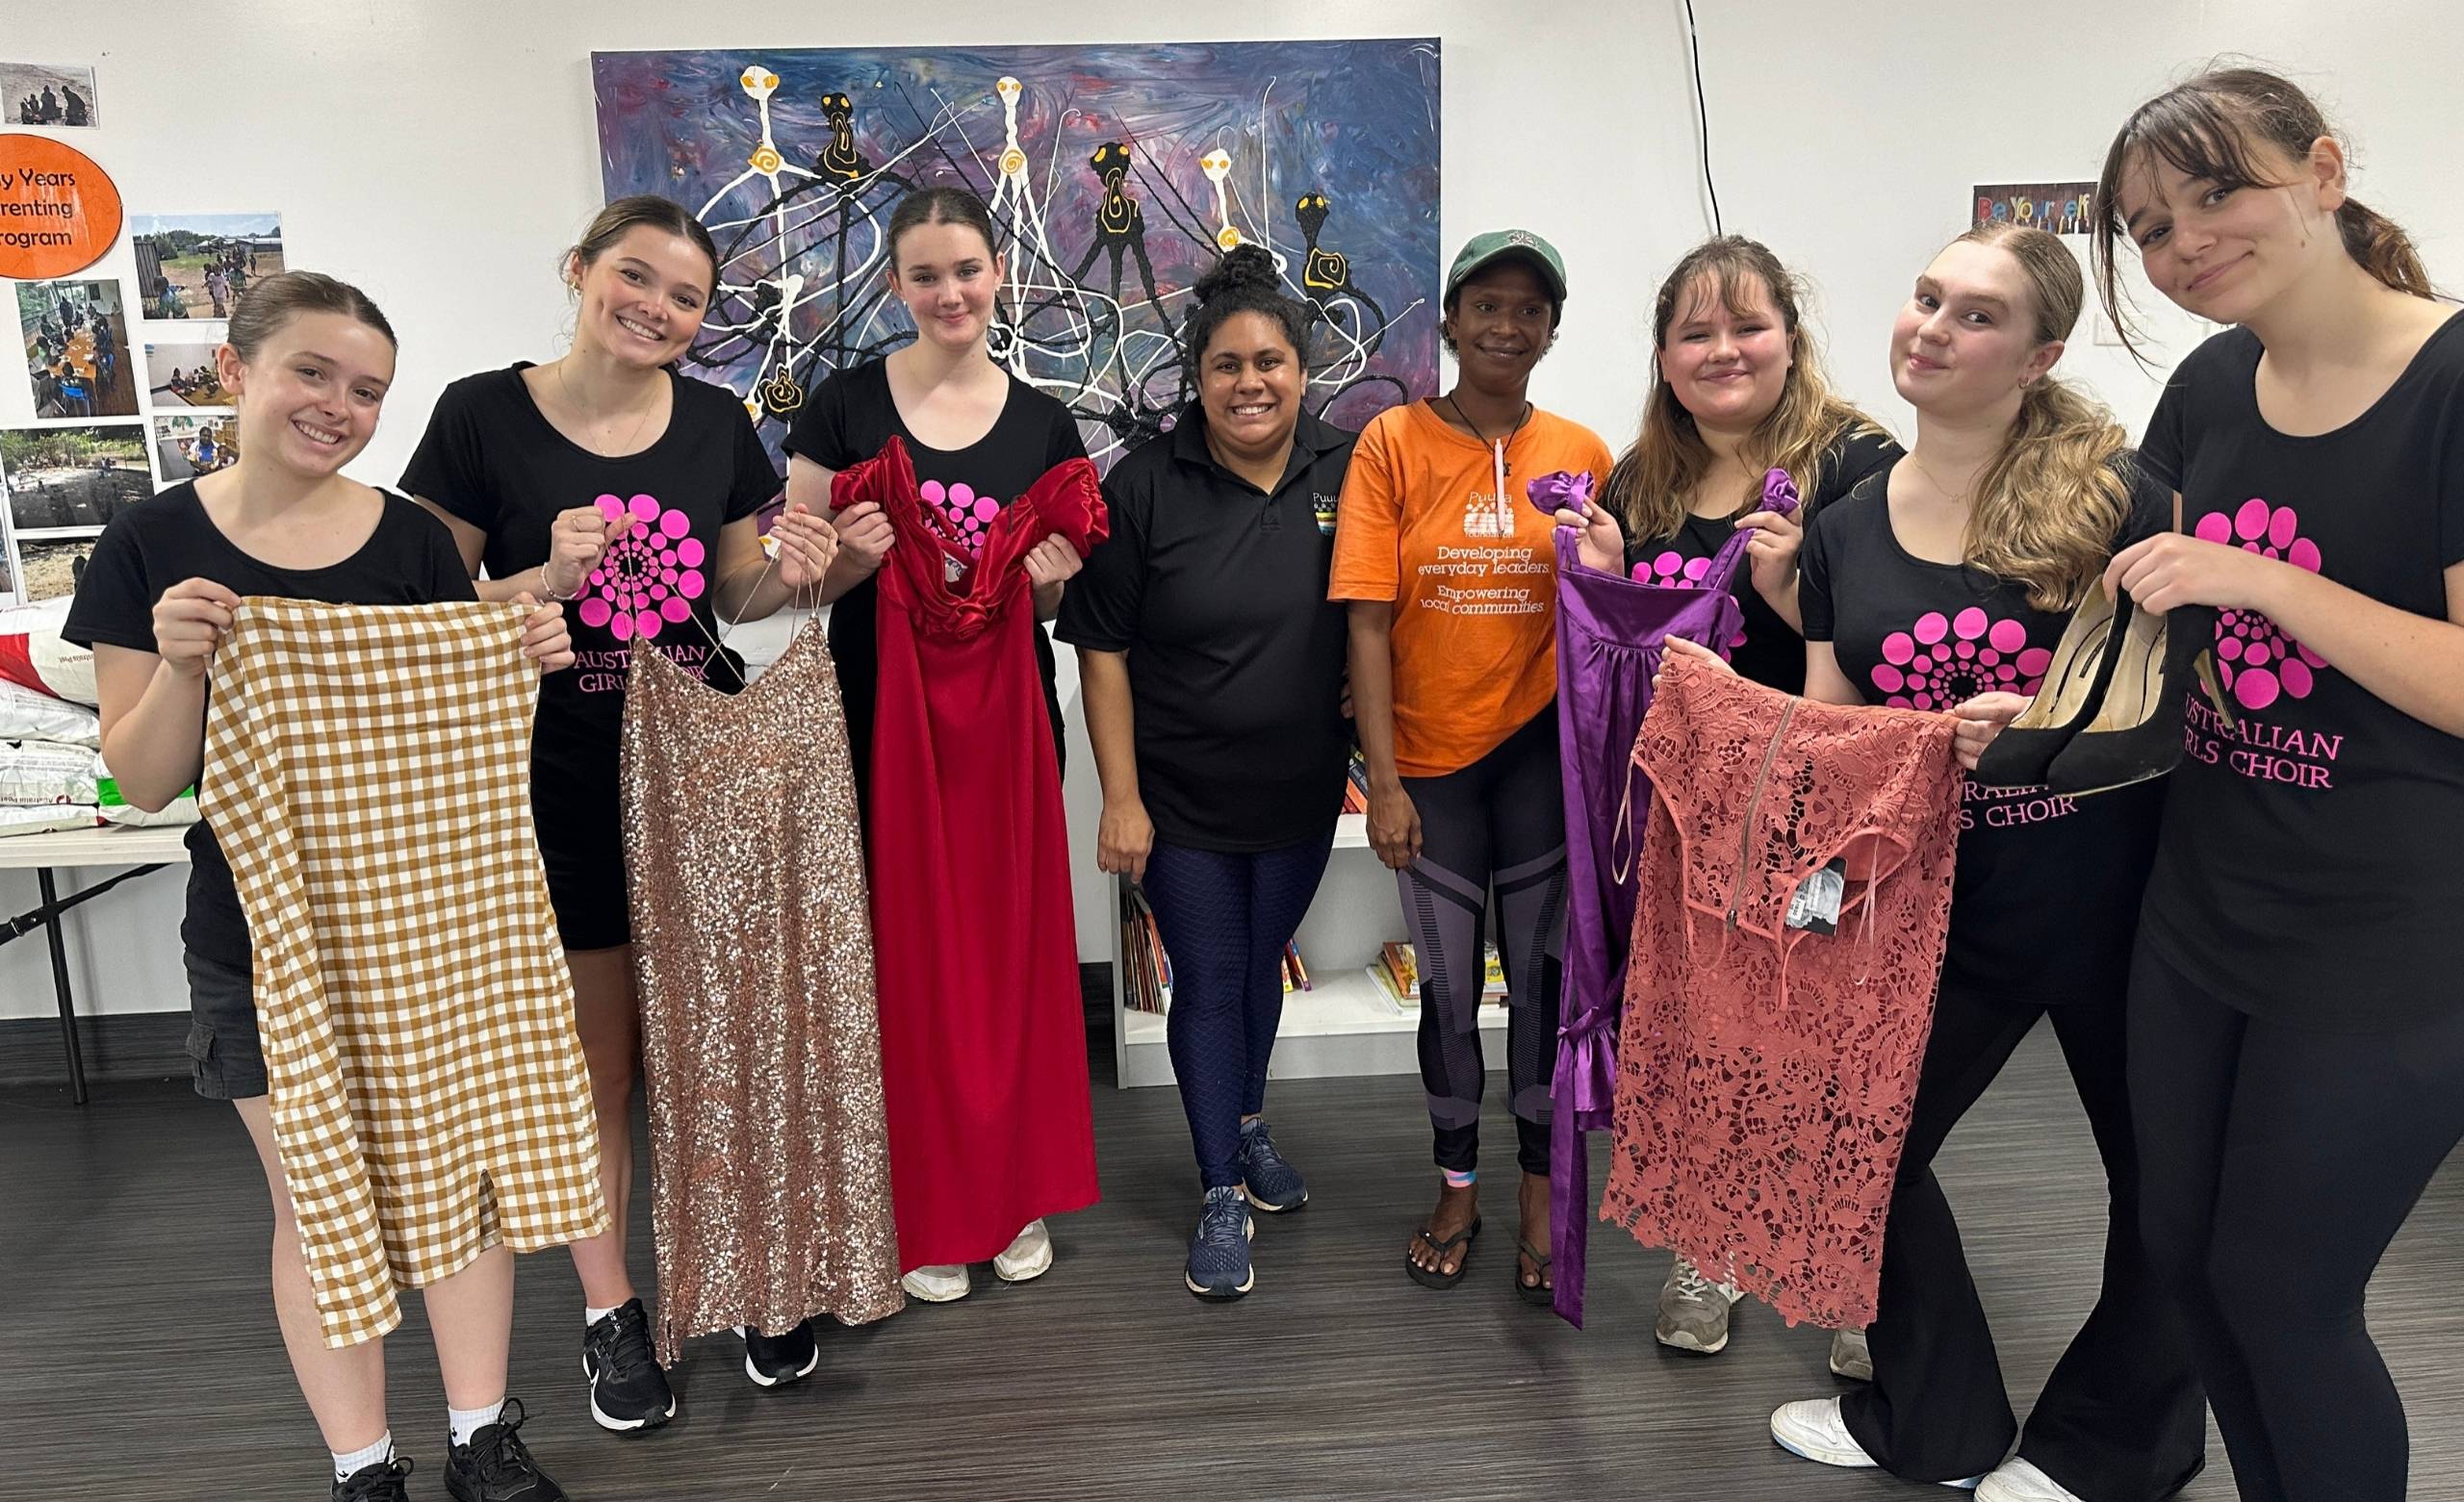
[1330,229,1614,1300]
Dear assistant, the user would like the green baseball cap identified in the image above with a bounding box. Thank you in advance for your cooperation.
[1445,229,1569,303]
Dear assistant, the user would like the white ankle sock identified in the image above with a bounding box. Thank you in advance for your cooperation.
[585,1303,618,1328]
[332,1433,394,1483]
[448,1400,504,1448]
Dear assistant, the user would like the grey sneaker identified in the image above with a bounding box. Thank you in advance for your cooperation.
[1829,1325,1874,1382]
[1656,1255,1743,1354]
[1184,1185,1256,1299]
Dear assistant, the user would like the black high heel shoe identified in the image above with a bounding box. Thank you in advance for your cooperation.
[2045,602,2230,796]
[1971,586,2127,788]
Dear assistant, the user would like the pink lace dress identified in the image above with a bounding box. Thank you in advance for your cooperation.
[1599,654,1964,1329]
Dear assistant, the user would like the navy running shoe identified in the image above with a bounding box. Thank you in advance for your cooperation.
[1239,1117,1308,1211]
[1183,1185,1255,1299]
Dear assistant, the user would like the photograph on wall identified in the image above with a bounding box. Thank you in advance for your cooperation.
[594,39,1442,471]
[2,63,98,128]
[16,279,137,418]
[153,413,237,481]
[14,535,101,601]
[1973,181,2097,237]
[143,334,231,408]
[0,423,149,539]
[129,213,285,320]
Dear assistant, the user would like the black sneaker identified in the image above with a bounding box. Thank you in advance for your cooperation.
[444,1399,565,1502]
[738,1318,819,1387]
[332,1456,412,1502]
[580,1298,677,1433]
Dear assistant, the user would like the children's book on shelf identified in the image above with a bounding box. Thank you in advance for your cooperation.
[1369,940,1508,1013]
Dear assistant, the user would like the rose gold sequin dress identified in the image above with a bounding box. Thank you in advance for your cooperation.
[620,618,903,1362]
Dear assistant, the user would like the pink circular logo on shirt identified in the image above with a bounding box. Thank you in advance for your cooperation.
[2194,498,2328,711]
[1632,551,1748,648]
[578,493,704,643]
[1871,608,2051,710]
[921,478,1001,551]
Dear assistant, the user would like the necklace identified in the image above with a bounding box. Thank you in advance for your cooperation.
[1445,395,1533,532]
[1907,450,1974,505]
[1443,395,1532,463]
[554,358,657,458]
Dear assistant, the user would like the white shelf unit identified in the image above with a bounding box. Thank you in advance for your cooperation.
[1110,812,1507,1088]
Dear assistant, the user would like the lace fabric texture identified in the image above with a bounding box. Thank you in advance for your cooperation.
[1600,654,1962,1329]
[621,620,904,1363]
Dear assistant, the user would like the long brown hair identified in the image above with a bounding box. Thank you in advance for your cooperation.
[1600,237,1884,545]
[2092,64,2434,358]
[1952,223,2131,610]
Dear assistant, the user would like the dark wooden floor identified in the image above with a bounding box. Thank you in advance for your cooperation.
[5,1026,2459,1501]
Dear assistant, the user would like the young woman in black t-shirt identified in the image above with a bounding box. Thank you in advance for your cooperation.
[64,274,578,1502]
[2085,68,2464,1501]
[781,187,1091,1306]
[1572,234,1896,1368]
[402,197,838,1428]
[1059,246,1356,1300]
[1747,223,2204,1501]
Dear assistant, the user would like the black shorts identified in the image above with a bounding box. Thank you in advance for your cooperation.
[182,950,268,1101]
[535,797,632,953]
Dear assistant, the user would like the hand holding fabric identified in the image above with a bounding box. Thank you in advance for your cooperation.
[153,576,240,677]
[770,506,841,590]
[511,595,576,674]
[833,499,896,572]
[545,503,626,599]
[1022,534,1086,589]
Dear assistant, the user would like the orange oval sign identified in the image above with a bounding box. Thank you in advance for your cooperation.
[0,134,121,279]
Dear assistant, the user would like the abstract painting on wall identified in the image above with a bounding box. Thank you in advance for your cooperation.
[593,39,1441,469]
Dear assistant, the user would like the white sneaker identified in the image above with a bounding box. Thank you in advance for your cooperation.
[1977,1459,2083,1502]
[991,1219,1053,1283]
[1829,1325,1874,1381]
[900,1264,971,1302]
[1769,1398,1983,1489]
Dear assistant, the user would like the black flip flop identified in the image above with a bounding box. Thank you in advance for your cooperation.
[1513,1240,1554,1306]
[1404,1215,1482,1289]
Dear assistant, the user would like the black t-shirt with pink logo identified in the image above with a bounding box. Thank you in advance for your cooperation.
[784,360,1088,802]
[1799,459,2169,1006]
[2140,317,2464,1031]
[400,365,777,902]
[1622,428,1900,694]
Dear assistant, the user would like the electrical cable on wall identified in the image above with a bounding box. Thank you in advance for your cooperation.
[1683,0,1723,236]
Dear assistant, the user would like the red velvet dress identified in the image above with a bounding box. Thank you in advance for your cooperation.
[829,438,1106,1268]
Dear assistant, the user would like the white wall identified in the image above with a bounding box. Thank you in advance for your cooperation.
[1,0,2453,1020]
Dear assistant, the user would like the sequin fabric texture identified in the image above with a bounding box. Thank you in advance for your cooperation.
[200,599,608,1348]
[1600,655,1963,1330]
[620,617,903,1362]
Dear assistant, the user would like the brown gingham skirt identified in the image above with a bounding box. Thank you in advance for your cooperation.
[200,598,607,1348]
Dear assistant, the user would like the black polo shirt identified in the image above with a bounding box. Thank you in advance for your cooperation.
[1058,405,1357,852]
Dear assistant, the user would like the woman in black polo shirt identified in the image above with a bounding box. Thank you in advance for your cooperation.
[1060,246,1356,1301]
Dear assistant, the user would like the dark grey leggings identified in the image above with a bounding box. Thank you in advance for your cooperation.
[1397,709,1566,1176]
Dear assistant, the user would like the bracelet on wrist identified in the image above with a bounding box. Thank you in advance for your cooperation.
[541,565,582,603]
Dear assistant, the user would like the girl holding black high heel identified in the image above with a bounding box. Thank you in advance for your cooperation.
[2084,67,2464,1501]
[1747,219,2205,1502]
